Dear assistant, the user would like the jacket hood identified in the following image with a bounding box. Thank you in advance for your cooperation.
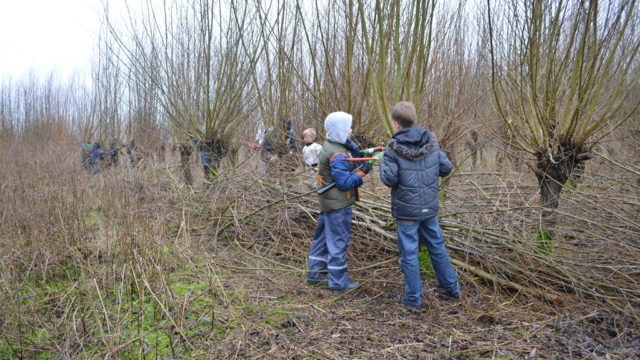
[387,126,437,161]
[324,111,352,144]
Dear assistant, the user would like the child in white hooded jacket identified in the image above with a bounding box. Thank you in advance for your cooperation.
[306,112,372,292]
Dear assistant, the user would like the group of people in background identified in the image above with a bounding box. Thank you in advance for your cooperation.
[80,140,146,176]
[80,142,118,176]
[80,104,459,308]
[255,117,324,183]
[81,117,324,178]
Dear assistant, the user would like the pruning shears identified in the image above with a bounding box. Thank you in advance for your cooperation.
[317,147,384,195]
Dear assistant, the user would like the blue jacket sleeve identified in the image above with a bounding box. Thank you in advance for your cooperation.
[439,150,453,177]
[331,154,364,191]
[379,150,399,187]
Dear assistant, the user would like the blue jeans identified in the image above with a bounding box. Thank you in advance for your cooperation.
[307,207,353,289]
[397,216,458,307]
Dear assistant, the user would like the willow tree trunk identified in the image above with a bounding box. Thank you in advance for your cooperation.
[179,143,193,185]
[155,144,166,163]
[535,143,592,227]
[466,130,482,170]
[198,139,231,180]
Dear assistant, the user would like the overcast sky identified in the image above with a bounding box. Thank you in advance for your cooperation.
[0,0,481,84]
[0,0,103,82]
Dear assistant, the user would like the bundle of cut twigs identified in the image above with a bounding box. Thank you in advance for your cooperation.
[198,157,640,320]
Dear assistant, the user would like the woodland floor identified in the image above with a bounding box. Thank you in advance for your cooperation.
[1,145,639,359]
[155,244,640,359]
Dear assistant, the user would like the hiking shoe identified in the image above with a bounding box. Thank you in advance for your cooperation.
[331,281,361,293]
[398,295,421,309]
[434,287,460,301]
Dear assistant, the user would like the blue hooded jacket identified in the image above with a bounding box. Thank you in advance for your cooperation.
[379,126,452,220]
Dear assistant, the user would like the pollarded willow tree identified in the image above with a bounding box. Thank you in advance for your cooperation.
[239,0,471,153]
[105,0,258,181]
[486,0,640,219]
[288,0,441,146]
[237,0,305,149]
[122,40,166,164]
[252,0,444,147]
[295,0,372,130]
[357,0,437,138]
[239,0,378,148]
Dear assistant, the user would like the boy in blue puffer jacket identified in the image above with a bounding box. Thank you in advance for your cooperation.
[379,101,460,308]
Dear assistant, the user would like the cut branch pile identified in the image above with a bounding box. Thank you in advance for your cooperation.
[199,156,640,321]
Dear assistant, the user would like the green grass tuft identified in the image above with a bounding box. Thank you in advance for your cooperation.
[418,245,436,278]
[535,228,555,254]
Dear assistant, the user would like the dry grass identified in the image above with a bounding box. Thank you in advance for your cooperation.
[1,138,639,359]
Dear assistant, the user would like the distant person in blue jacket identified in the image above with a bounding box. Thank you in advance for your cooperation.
[85,142,115,176]
[379,101,459,308]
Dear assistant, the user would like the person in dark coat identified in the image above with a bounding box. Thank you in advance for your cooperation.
[379,101,459,308]
[87,142,116,176]
[104,140,121,169]
[259,118,297,171]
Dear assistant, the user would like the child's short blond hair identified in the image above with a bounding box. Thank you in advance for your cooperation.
[391,101,417,128]
[303,128,317,140]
